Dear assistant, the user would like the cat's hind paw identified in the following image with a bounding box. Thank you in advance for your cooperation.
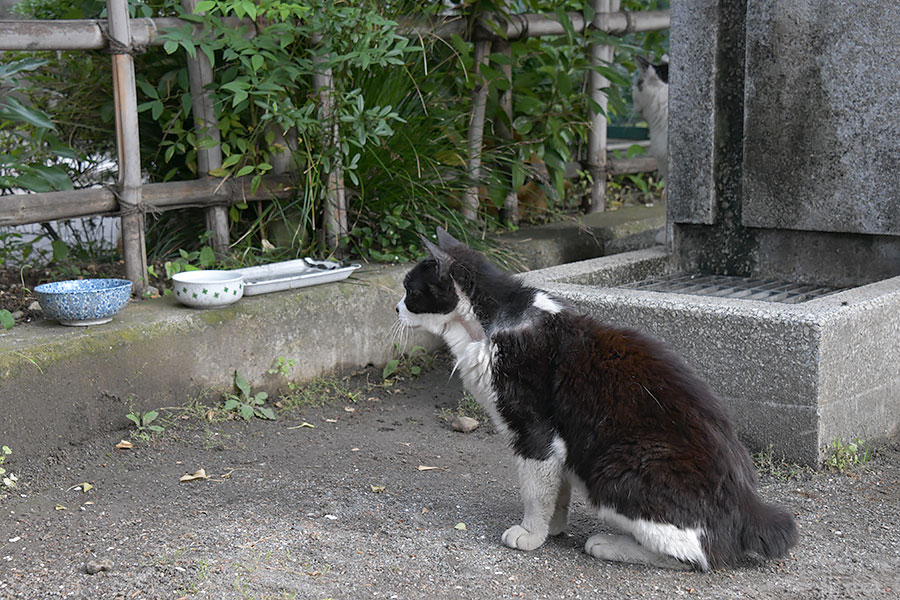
[502,525,546,551]
[585,534,692,571]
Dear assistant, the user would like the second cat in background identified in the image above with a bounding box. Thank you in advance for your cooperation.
[633,56,669,179]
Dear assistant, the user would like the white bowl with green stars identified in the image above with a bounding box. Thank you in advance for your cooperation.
[171,270,244,309]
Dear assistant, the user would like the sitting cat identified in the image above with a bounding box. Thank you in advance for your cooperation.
[633,56,669,179]
[396,229,798,571]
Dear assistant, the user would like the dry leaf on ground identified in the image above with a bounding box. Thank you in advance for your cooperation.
[179,469,209,482]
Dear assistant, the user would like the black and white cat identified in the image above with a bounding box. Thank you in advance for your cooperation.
[396,229,798,571]
[633,56,669,178]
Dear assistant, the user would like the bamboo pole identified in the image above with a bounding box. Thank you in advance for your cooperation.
[106,0,147,295]
[587,0,621,214]
[493,38,519,226]
[311,49,347,252]
[182,0,228,254]
[476,10,667,40]
[462,38,491,223]
[0,175,297,227]
[0,17,239,51]
[607,156,658,175]
[395,11,668,42]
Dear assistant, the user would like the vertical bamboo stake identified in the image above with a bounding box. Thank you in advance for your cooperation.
[182,0,228,255]
[312,49,347,252]
[107,0,147,295]
[587,0,619,213]
[494,38,518,226]
[462,38,491,222]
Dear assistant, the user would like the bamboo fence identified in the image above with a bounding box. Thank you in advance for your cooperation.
[0,1,669,295]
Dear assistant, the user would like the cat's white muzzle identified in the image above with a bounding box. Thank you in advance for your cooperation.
[396,296,419,329]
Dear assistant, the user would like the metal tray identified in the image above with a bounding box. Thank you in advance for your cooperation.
[233,259,361,296]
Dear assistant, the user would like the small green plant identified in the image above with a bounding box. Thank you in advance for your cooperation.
[163,245,217,279]
[752,444,811,481]
[1,445,17,490]
[126,409,165,440]
[440,392,489,424]
[224,371,276,421]
[268,356,300,397]
[382,345,434,380]
[0,309,14,331]
[824,438,873,472]
[267,356,297,378]
[277,376,353,414]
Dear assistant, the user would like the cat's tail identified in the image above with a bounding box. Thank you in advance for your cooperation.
[740,494,798,559]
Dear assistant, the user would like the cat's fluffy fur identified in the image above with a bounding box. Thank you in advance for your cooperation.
[633,56,669,178]
[396,229,798,571]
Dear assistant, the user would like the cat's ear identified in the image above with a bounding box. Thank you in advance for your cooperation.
[436,226,465,250]
[419,234,454,279]
[636,55,651,72]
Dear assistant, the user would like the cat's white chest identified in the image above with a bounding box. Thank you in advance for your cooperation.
[452,338,509,436]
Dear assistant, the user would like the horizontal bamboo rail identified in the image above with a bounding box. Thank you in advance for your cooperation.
[0,156,648,228]
[0,176,297,227]
[607,156,659,176]
[0,10,668,51]
[0,17,223,51]
[478,9,669,39]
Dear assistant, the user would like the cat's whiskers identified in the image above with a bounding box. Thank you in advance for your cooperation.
[389,319,411,354]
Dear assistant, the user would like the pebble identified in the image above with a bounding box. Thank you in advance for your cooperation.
[84,557,113,575]
[27,301,41,312]
[11,311,23,320]
[451,416,480,433]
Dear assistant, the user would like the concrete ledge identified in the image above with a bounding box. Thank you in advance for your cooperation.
[500,203,666,270]
[0,205,665,461]
[0,265,435,458]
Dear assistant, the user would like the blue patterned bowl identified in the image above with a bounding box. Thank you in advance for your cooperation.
[34,278,133,326]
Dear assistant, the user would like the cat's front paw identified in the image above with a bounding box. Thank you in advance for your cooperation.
[501,525,546,551]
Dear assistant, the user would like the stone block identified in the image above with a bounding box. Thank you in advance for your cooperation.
[667,0,718,225]
[742,0,900,236]
[525,249,900,465]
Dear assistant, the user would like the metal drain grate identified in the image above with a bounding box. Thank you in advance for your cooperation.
[622,273,846,304]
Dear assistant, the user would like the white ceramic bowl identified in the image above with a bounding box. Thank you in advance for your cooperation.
[171,270,244,308]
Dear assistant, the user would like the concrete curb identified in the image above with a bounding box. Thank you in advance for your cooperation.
[0,204,664,460]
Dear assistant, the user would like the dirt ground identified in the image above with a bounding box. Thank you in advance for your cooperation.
[0,357,898,600]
